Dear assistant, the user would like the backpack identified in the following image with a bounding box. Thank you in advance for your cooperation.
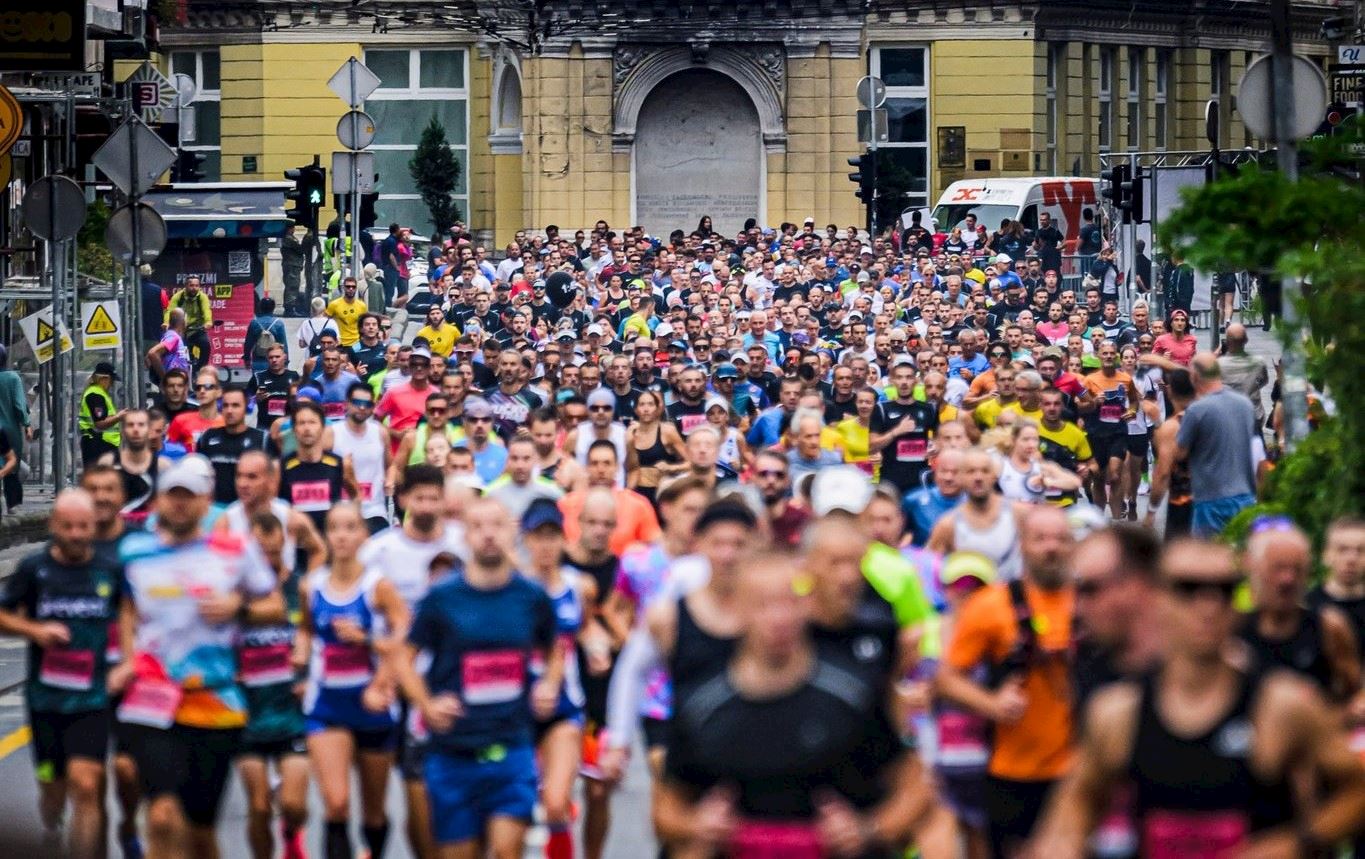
[252,318,278,359]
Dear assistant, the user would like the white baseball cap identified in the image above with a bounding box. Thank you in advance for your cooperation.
[160,454,215,496]
[810,466,874,516]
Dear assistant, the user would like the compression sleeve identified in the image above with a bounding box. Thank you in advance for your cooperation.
[604,626,663,750]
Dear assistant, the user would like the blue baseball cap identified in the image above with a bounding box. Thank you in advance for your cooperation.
[713,363,740,379]
[521,497,564,532]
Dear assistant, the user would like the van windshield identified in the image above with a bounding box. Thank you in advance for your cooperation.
[930,204,1018,234]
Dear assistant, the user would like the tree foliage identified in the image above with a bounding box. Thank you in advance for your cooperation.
[1160,119,1365,547]
[408,117,462,234]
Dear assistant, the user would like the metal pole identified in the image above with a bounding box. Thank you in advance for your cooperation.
[48,108,65,490]
[349,60,362,280]
[130,110,144,404]
[1270,0,1310,450]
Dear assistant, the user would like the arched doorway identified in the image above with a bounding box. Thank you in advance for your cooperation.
[634,69,762,238]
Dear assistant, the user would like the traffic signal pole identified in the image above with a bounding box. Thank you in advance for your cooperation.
[348,59,363,282]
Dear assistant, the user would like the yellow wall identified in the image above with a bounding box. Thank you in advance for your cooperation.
[778,47,863,229]
[931,39,1043,191]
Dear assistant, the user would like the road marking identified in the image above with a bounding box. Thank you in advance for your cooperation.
[0,725,30,761]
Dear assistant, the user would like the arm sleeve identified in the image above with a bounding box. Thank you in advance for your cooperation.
[200,293,213,326]
[604,626,663,749]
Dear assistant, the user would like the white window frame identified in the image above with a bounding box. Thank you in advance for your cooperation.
[363,48,471,226]
[1126,47,1143,151]
[1154,50,1169,151]
[1098,47,1115,153]
[869,46,931,211]
[169,49,221,179]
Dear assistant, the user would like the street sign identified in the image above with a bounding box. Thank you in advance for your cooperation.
[80,300,123,351]
[164,73,198,124]
[105,202,168,264]
[328,57,381,108]
[857,108,889,145]
[1331,67,1365,107]
[856,76,887,110]
[1338,45,1365,66]
[18,307,74,365]
[0,84,22,155]
[336,110,377,150]
[29,73,100,95]
[92,118,178,196]
[124,62,177,123]
[1237,53,1328,141]
[21,175,86,241]
[331,151,376,194]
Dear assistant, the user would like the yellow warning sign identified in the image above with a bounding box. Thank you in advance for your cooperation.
[36,319,54,344]
[80,300,123,350]
[18,308,74,364]
[86,304,118,335]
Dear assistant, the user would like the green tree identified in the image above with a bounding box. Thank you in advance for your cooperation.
[408,117,462,233]
[1159,119,1365,549]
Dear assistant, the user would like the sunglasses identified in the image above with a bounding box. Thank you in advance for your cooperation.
[755,469,788,479]
[588,405,613,412]
[467,416,492,423]
[349,398,374,408]
[426,407,448,415]
[1166,577,1242,602]
[990,351,1009,358]
[195,383,219,391]
[1249,515,1295,535]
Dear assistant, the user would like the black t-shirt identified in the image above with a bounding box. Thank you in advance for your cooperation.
[665,657,903,834]
[1078,222,1102,255]
[666,399,708,436]
[348,341,387,380]
[1306,586,1365,662]
[869,399,937,491]
[248,369,300,430]
[611,387,641,424]
[824,396,858,425]
[197,426,272,504]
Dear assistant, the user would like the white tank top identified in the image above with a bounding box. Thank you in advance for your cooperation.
[953,502,1022,581]
[222,498,298,573]
[573,421,627,486]
[718,427,742,469]
[332,418,388,520]
[997,458,1047,505]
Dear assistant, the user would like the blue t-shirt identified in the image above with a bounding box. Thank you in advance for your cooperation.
[408,573,556,753]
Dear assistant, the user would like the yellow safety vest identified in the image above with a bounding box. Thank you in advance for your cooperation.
[79,384,122,446]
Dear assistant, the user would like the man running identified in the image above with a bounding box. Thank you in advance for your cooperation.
[1032,539,1365,858]
[279,402,358,532]
[927,449,1028,581]
[1078,341,1139,518]
[217,450,326,575]
[0,490,123,859]
[869,359,938,496]
[1144,368,1195,538]
[196,385,271,507]
[331,381,392,533]
[98,408,169,526]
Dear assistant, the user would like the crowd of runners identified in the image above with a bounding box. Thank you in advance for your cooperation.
[6,214,1364,858]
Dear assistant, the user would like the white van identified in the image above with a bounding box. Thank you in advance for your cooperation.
[929,177,1099,253]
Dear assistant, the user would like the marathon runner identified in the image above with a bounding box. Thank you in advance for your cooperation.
[330,382,393,533]
[279,402,358,531]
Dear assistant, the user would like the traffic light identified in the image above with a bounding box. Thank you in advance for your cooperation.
[358,190,378,231]
[285,159,327,232]
[1118,165,1144,224]
[1099,163,1131,220]
[847,151,875,204]
[171,149,207,183]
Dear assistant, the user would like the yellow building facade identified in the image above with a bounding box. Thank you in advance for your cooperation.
[158,1,1333,246]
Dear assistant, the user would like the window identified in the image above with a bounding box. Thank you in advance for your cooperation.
[1046,44,1063,173]
[1210,50,1229,148]
[870,47,929,211]
[1126,47,1143,150]
[1098,48,1115,152]
[363,48,469,232]
[169,50,221,181]
[1154,50,1170,150]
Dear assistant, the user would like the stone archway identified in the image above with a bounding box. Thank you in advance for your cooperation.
[633,69,762,239]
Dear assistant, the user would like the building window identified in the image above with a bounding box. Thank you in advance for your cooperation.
[363,48,469,233]
[1211,50,1229,148]
[1046,45,1060,172]
[1126,47,1143,150]
[1098,47,1115,152]
[1154,50,1170,150]
[1242,51,1256,147]
[870,46,930,210]
[169,50,221,181]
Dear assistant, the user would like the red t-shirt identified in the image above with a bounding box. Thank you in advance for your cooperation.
[376,381,432,435]
[167,411,224,452]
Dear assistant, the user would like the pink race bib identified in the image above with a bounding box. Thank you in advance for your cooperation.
[679,413,708,435]
[1142,809,1247,859]
[321,642,373,688]
[266,397,288,417]
[1099,403,1123,422]
[290,480,332,511]
[324,401,346,420]
[461,649,525,705]
[240,644,293,688]
[935,709,989,768]
[730,821,824,859]
[118,676,183,728]
[896,437,929,461]
[39,647,95,691]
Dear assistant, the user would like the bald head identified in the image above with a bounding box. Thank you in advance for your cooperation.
[1224,323,1248,350]
[51,488,97,559]
[53,487,96,520]
[1245,524,1311,611]
[1191,351,1222,389]
[1021,505,1074,589]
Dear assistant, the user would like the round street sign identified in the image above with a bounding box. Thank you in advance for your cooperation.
[856,76,887,110]
[337,110,377,150]
[1237,54,1328,141]
[0,84,22,155]
[22,175,86,241]
[105,202,168,265]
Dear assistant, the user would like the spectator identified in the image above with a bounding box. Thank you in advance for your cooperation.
[1176,352,1259,538]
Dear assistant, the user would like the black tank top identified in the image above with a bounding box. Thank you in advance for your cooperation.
[115,455,159,519]
[1238,608,1335,693]
[279,451,345,530]
[1128,668,1295,853]
[634,424,670,469]
[669,594,738,706]
[1169,413,1193,504]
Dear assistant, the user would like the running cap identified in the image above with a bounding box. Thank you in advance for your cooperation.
[810,465,875,516]
[160,454,215,496]
[940,551,998,587]
[521,497,564,532]
[694,498,758,533]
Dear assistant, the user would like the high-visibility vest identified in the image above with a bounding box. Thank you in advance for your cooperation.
[79,384,122,446]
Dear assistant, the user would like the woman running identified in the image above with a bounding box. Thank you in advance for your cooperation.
[299,502,408,859]
[625,390,686,504]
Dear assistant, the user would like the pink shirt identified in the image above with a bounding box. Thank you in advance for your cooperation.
[1036,321,1070,343]
[376,381,431,434]
[1153,333,1197,366]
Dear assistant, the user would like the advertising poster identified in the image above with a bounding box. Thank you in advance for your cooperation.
[150,239,262,369]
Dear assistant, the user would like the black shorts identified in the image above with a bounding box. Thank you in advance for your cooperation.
[122,723,241,827]
[239,733,308,761]
[1167,501,1193,539]
[1124,433,1150,458]
[29,708,110,781]
[641,716,671,752]
[398,730,429,782]
[534,714,583,747]
[1088,432,1126,465]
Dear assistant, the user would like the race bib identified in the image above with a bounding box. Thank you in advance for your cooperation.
[291,480,332,512]
[321,642,373,688]
[1099,403,1123,422]
[39,647,95,691]
[266,397,288,417]
[855,460,876,476]
[729,821,823,859]
[324,401,346,420]
[461,649,525,705]
[117,676,183,728]
[897,437,929,461]
[935,709,989,768]
[406,704,429,741]
[106,621,122,664]
[1142,809,1247,859]
[240,644,293,688]
[679,413,708,435]
[1091,784,1138,859]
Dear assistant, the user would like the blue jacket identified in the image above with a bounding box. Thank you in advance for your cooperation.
[903,485,963,547]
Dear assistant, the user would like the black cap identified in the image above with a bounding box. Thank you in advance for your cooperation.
[94,360,119,379]
[694,498,757,533]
